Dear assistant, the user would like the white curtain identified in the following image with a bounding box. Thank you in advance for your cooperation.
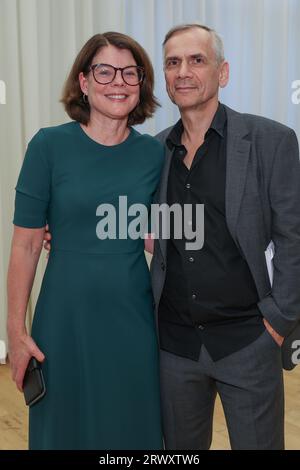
[1,0,300,359]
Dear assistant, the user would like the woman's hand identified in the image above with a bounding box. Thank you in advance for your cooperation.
[7,226,46,391]
[8,332,45,392]
[144,233,155,254]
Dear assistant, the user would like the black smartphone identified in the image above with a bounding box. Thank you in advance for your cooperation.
[23,357,46,406]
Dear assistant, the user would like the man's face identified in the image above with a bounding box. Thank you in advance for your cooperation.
[164,28,229,111]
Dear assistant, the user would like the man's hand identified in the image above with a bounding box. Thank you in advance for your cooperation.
[263,318,284,347]
[43,224,52,257]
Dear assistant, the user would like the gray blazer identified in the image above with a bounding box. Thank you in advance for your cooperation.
[151,104,300,370]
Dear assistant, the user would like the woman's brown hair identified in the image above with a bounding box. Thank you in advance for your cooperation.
[61,32,159,126]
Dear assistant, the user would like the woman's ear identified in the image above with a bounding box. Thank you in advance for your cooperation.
[79,72,88,95]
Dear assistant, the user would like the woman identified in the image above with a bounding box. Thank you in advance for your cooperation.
[7,32,164,450]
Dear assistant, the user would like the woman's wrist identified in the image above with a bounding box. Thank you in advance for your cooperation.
[7,321,27,341]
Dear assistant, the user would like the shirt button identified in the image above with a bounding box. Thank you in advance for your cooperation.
[189,257,194,263]
[192,294,197,300]
[186,183,191,189]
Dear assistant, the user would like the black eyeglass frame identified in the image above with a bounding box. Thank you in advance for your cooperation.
[89,63,145,86]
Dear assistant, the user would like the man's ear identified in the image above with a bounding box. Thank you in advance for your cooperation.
[79,72,88,95]
[219,61,229,88]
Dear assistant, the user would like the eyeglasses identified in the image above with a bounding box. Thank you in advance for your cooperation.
[90,63,145,86]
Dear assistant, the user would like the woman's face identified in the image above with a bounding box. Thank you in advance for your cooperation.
[79,44,141,124]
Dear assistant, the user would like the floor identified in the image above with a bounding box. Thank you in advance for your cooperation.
[0,363,299,450]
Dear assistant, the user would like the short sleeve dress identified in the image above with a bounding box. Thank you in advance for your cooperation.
[13,122,164,450]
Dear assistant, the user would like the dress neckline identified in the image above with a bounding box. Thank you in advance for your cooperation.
[75,121,136,150]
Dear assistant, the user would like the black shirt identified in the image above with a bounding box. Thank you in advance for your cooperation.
[158,104,265,361]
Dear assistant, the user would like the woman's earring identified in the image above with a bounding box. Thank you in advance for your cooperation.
[82,93,88,104]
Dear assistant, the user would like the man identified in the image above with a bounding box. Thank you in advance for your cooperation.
[44,24,300,450]
[150,24,300,450]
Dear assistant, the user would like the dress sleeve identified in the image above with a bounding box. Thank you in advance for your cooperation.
[13,129,51,228]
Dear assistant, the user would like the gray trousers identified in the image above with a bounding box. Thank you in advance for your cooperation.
[160,329,284,450]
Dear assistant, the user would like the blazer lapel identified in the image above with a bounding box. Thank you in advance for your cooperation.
[225,106,251,245]
[158,145,174,260]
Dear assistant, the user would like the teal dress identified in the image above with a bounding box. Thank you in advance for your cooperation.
[13,122,164,450]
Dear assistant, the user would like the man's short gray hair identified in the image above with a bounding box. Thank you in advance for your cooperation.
[163,24,225,65]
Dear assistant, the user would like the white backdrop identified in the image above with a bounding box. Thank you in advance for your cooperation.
[1,0,300,357]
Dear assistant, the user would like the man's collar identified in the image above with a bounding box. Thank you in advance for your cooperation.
[166,102,227,149]
[210,102,226,138]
